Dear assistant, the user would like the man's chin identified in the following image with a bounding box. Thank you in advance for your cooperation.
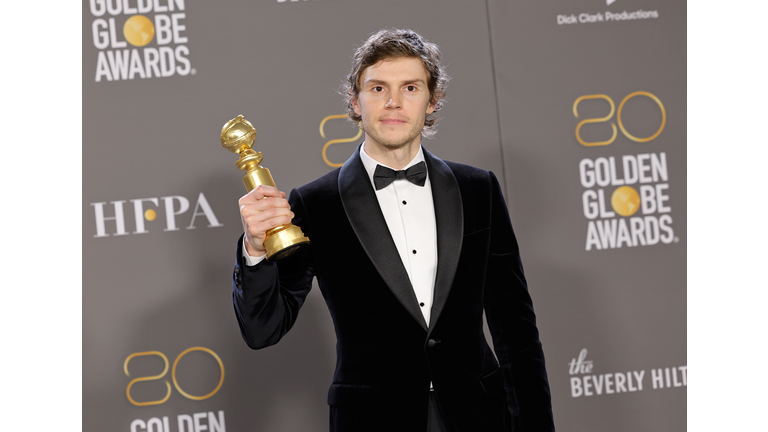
[378,141,410,150]
[369,132,421,150]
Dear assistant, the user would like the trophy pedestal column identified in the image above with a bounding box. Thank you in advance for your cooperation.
[243,167,277,192]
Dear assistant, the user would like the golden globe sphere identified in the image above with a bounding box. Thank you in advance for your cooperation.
[123,15,155,47]
[220,115,257,155]
[611,186,641,217]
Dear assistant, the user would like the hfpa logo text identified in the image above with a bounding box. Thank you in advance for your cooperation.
[90,192,223,237]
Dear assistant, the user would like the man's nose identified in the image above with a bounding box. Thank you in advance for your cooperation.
[385,95,402,109]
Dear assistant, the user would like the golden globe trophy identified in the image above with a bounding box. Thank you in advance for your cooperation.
[220,114,310,260]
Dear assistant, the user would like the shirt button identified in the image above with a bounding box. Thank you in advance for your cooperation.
[412,250,417,254]
[402,200,407,205]
[420,302,425,307]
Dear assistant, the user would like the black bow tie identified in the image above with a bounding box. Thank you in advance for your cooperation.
[373,161,427,190]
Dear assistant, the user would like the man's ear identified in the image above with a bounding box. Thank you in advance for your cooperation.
[426,92,438,115]
[426,98,436,115]
[352,96,361,116]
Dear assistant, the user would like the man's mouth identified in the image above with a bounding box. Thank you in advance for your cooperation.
[380,118,407,125]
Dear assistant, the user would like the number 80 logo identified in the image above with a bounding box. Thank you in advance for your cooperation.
[573,91,666,147]
[124,347,224,406]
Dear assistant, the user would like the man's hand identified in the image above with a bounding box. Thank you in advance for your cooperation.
[239,185,294,257]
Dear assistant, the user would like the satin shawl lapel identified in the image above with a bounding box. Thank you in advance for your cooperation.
[423,148,464,335]
[338,145,428,331]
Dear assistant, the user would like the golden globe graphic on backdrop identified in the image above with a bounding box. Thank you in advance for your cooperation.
[574,91,677,251]
[123,15,155,47]
[89,0,194,82]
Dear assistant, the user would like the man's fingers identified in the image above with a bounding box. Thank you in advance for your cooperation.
[243,207,294,230]
[239,197,291,218]
[239,185,294,252]
[239,187,291,254]
[243,208,292,226]
[247,214,295,237]
[238,185,285,205]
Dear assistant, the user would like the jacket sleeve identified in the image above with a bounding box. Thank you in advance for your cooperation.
[483,171,555,432]
[232,188,315,350]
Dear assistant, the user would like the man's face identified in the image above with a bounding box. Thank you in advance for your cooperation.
[353,56,435,151]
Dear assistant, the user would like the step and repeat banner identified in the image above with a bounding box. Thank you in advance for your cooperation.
[83,0,685,431]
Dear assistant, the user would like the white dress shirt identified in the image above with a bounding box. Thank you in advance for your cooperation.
[243,144,439,324]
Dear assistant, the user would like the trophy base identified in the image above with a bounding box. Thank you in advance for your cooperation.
[265,224,310,261]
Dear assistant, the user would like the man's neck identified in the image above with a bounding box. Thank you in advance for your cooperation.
[363,137,422,170]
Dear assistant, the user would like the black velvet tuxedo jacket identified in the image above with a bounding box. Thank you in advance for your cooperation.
[232,146,555,432]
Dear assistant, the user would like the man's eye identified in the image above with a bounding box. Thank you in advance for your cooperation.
[373,86,383,92]
[406,85,416,91]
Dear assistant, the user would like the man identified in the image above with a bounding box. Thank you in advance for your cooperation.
[233,28,555,432]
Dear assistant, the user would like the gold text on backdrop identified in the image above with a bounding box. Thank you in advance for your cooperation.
[319,114,362,167]
[124,347,225,406]
[573,92,666,147]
